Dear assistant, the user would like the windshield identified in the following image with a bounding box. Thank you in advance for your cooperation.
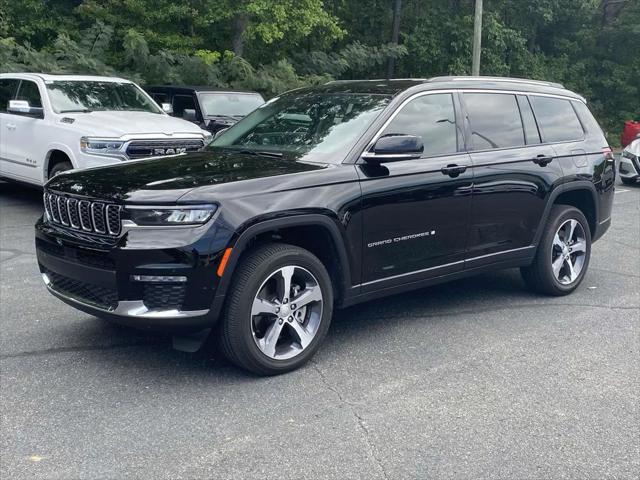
[46,81,162,114]
[211,92,391,163]
[199,93,265,117]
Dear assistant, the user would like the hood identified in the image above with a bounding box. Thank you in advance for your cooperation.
[59,111,205,137]
[624,138,640,156]
[46,149,327,203]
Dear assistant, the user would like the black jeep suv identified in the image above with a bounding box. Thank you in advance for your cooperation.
[35,77,615,375]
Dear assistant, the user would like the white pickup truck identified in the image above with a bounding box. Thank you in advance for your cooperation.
[0,73,212,185]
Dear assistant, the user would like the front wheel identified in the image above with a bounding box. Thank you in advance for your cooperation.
[218,243,333,375]
[49,161,72,178]
[521,205,592,296]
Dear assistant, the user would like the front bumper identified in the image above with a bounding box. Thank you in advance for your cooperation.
[35,218,228,332]
[619,154,640,180]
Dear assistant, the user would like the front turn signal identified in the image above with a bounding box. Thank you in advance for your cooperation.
[217,248,233,277]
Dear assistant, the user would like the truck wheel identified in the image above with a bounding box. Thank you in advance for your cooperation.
[521,205,591,296]
[49,161,72,178]
[218,243,334,375]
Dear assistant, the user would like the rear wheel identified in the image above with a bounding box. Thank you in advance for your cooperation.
[218,243,333,375]
[521,205,591,296]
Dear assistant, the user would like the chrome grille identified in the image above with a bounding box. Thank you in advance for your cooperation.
[44,192,122,236]
[125,139,205,159]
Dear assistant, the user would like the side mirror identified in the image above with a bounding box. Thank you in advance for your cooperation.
[8,100,44,118]
[362,134,424,163]
[161,103,173,114]
[182,108,198,122]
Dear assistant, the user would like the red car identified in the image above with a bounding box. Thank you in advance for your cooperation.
[622,120,640,148]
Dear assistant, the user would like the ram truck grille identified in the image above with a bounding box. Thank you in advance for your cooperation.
[125,139,205,159]
[44,192,122,236]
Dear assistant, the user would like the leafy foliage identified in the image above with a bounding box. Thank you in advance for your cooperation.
[1,0,637,144]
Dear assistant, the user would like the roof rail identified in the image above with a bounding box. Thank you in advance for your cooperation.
[428,76,565,89]
[325,78,427,84]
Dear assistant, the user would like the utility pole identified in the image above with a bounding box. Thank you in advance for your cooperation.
[387,0,402,79]
[471,0,483,76]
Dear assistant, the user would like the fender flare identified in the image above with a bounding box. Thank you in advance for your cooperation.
[211,214,354,318]
[44,144,77,181]
[532,181,599,246]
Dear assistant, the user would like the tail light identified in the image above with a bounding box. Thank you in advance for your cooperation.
[603,147,615,161]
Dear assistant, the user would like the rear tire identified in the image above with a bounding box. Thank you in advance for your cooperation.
[521,205,591,296]
[218,243,333,375]
[49,161,72,178]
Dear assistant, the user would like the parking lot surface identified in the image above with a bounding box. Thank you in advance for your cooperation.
[1,178,638,480]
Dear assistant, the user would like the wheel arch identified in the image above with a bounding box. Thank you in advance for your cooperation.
[214,214,354,312]
[533,182,599,246]
[44,145,76,181]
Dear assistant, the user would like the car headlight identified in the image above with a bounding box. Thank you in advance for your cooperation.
[80,137,125,157]
[127,205,217,226]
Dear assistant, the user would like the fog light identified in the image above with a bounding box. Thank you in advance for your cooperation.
[131,275,187,283]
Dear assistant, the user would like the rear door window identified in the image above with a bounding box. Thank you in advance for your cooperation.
[0,79,20,112]
[381,93,458,157]
[530,96,584,143]
[464,93,525,150]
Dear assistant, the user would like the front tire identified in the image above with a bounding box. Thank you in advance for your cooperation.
[218,243,334,375]
[49,161,72,178]
[521,205,591,296]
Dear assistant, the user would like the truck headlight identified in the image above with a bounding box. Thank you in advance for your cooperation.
[80,137,125,157]
[127,206,217,226]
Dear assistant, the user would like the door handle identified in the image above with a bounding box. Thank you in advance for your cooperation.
[441,164,467,178]
[533,154,553,166]
[6,123,16,130]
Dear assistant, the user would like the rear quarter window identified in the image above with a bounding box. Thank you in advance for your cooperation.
[530,96,584,143]
[572,100,606,141]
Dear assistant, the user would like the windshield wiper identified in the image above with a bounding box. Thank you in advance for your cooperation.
[59,108,93,113]
[238,149,283,159]
[209,114,241,121]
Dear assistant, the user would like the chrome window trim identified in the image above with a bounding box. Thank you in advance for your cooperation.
[361,88,588,161]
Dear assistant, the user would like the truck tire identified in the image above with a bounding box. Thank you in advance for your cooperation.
[49,161,72,178]
[521,205,591,296]
[218,243,334,375]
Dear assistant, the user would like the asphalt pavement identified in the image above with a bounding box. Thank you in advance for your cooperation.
[1,177,638,479]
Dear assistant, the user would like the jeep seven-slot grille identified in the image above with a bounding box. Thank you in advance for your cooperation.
[44,192,122,236]
[126,139,205,159]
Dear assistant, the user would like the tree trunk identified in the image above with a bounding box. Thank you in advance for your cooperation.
[387,0,402,79]
[232,13,248,57]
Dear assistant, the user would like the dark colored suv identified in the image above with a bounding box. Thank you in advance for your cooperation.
[36,77,615,375]
[145,85,264,134]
